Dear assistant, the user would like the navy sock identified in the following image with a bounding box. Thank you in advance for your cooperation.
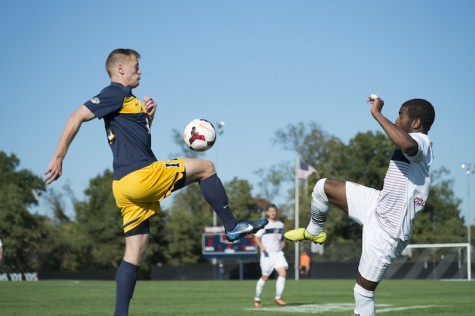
[199,174,238,231]
[114,260,139,316]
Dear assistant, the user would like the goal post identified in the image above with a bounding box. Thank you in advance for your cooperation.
[402,243,471,280]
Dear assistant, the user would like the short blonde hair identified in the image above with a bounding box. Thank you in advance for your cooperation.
[105,48,140,77]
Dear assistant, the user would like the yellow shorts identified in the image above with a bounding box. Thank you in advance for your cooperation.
[112,158,186,233]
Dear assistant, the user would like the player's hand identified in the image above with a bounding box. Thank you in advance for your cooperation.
[44,157,63,185]
[144,96,157,120]
[367,94,384,114]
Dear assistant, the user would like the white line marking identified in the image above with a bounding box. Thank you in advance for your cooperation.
[246,303,445,314]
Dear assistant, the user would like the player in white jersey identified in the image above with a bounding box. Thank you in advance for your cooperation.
[253,204,288,307]
[285,96,435,316]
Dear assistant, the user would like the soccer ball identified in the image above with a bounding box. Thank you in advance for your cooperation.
[183,118,216,152]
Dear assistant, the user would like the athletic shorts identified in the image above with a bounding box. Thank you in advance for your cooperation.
[346,181,408,282]
[259,250,288,276]
[112,158,186,234]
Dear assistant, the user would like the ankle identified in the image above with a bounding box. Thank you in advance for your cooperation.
[306,224,324,236]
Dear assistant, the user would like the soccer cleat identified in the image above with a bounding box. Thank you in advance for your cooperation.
[284,228,327,244]
[225,219,269,242]
[254,300,262,308]
[274,299,287,306]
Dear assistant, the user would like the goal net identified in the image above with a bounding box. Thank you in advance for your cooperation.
[385,243,472,280]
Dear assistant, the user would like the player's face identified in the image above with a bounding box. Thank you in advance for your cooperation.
[266,207,278,220]
[123,56,141,88]
[395,106,413,132]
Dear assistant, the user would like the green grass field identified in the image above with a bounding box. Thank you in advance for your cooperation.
[1,279,474,315]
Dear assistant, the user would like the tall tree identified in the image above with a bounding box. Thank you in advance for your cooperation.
[412,167,466,244]
[74,170,124,269]
[224,177,259,220]
[0,152,49,271]
[163,184,212,264]
[272,121,345,178]
[255,162,289,202]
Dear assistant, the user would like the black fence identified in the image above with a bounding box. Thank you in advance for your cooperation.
[3,260,472,281]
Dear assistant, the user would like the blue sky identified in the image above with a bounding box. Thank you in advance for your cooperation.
[1,1,474,228]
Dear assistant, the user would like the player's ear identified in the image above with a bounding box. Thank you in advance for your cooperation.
[117,64,125,75]
[412,118,422,130]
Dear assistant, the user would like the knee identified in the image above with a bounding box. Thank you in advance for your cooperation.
[188,159,217,182]
[312,178,327,200]
[198,159,216,179]
[356,272,379,291]
[204,159,216,175]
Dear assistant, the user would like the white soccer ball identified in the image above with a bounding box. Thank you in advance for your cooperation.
[183,118,216,152]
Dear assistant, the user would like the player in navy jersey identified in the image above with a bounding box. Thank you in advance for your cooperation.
[45,48,267,316]
[285,96,435,316]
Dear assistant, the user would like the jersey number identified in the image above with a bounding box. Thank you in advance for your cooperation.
[165,162,180,168]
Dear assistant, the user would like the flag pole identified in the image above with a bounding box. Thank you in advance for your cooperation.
[294,156,300,280]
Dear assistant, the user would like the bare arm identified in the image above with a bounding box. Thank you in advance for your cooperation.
[44,105,96,184]
[369,97,418,156]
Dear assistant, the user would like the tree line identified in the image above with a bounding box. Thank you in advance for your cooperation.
[0,122,469,275]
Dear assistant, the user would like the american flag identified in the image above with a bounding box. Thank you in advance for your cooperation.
[298,161,319,179]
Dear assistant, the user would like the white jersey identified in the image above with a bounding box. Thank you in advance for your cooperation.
[376,132,433,240]
[255,220,285,253]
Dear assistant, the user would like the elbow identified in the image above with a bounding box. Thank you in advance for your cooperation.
[400,141,418,157]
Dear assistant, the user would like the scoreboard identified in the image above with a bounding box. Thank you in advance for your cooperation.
[202,228,258,259]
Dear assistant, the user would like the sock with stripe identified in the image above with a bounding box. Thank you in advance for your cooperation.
[306,178,329,236]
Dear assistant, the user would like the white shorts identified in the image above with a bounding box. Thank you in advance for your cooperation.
[260,250,288,276]
[346,182,408,282]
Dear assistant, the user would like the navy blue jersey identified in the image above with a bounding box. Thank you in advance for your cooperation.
[84,82,157,180]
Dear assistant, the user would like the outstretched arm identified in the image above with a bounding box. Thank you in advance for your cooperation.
[44,105,96,184]
[369,96,418,156]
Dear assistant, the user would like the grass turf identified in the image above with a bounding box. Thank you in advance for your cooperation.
[0,279,474,315]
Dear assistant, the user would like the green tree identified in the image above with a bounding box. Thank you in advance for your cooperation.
[43,186,71,224]
[340,131,393,187]
[412,167,466,244]
[255,161,289,202]
[0,152,49,271]
[273,121,345,178]
[163,184,212,264]
[74,170,124,269]
[224,177,259,219]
